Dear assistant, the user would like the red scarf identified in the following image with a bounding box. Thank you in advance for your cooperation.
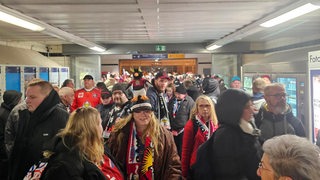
[100,154,124,179]
[126,121,154,179]
[195,114,217,140]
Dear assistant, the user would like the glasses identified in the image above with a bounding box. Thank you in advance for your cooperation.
[267,93,287,99]
[198,104,211,108]
[258,162,272,172]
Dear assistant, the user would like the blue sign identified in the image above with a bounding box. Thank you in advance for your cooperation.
[51,67,59,72]
[61,67,68,72]
[6,66,21,91]
[132,54,168,59]
[39,67,49,81]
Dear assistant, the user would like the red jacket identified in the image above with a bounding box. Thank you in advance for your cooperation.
[181,119,218,178]
[71,88,101,111]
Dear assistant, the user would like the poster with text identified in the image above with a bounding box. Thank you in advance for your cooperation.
[310,69,320,143]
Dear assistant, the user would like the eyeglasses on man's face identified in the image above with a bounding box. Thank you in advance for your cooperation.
[267,93,287,99]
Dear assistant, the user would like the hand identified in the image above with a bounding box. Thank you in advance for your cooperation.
[172,130,178,136]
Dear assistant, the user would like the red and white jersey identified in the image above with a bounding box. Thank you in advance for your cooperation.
[71,88,101,111]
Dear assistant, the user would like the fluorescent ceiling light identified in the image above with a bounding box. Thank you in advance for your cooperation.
[90,46,106,52]
[206,44,222,51]
[0,5,106,52]
[0,11,45,31]
[260,3,320,27]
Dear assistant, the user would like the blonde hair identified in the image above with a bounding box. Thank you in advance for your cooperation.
[113,112,162,155]
[58,107,104,164]
[27,78,53,96]
[189,95,218,125]
[252,77,266,93]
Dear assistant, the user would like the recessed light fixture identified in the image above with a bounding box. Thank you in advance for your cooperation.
[260,3,320,27]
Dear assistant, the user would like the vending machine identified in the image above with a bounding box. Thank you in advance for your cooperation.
[243,76,253,95]
[277,77,298,117]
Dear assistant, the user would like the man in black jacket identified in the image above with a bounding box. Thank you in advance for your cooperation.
[6,79,69,180]
[255,83,306,144]
[0,90,22,179]
[168,85,194,157]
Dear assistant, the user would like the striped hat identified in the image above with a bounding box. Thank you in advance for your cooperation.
[130,95,152,112]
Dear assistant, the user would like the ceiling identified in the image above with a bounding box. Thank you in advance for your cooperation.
[0,0,319,52]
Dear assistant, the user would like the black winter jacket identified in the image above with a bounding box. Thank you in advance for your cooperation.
[191,89,262,180]
[255,103,306,144]
[0,103,12,160]
[8,90,69,180]
[41,136,106,180]
[168,96,195,130]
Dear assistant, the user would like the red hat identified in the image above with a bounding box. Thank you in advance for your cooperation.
[155,71,170,80]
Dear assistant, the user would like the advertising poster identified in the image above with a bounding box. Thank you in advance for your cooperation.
[5,66,21,91]
[59,67,69,87]
[50,67,59,85]
[24,67,36,93]
[310,70,320,142]
[24,67,36,85]
[308,50,320,143]
[39,67,49,81]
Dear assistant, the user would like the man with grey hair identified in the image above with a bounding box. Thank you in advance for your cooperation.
[58,87,75,113]
[255,83,305,144]
[257,134,320,179]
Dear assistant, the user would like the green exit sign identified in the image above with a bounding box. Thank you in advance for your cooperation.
[155,45,166,51]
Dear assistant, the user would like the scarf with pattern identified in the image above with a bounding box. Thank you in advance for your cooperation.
[127,121,154,180]
[194,114,216,140]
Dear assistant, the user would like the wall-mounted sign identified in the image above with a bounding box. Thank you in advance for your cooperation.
[155,45,166,52]
[132,54,168,59]
[168,54,185,58]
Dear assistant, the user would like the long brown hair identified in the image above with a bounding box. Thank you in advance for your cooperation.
[58,107,104,164]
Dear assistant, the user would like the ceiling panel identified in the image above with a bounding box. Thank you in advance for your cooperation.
[0,0,318,49]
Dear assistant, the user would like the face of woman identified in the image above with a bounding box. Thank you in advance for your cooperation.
[241,101,254,121]
[197,99,211,121]
[166,88,173,97]
[133,109,152,131]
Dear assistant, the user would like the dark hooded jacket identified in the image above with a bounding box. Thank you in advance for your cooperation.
[0,90,22,158]
[202,77,220,104]
[0,90,22,178]
[191,89,262,180]
[8,90,69,180]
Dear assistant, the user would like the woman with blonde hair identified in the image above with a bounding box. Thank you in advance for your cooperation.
[26,107,123,180]
[181,95,218,178]
[108,95,181,179]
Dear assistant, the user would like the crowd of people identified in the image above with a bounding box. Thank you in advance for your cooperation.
[0,70,319,180]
